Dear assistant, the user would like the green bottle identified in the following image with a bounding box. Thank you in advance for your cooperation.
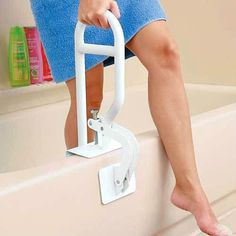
[8,26,30,87]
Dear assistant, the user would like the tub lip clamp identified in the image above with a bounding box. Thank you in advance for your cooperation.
[88,115,140,195]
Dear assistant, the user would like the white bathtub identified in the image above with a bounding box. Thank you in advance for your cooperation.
[0,82,235,235]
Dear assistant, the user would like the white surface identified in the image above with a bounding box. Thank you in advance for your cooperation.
[1,83,236,173]
[66,139,122,158]
[99,163,136,204]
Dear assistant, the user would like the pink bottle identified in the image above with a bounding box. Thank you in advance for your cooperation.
[24,27,43,84]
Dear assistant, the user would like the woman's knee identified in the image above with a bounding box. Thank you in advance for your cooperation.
[146,36,181,71]
[126,21,181,71]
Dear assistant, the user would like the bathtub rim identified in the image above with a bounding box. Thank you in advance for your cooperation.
[1,82,236,115]
[0,101,236,193]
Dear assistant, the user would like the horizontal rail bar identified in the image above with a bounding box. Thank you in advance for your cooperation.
[77,44,115,56]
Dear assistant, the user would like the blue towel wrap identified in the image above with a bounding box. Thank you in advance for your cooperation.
[30,0,167,83]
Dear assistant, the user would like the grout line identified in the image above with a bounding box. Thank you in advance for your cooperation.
[217,207,236,221]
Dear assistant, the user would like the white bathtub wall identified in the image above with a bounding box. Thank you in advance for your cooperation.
[1,83,236,174]
[0,100,70,173]
[0,102,235,236]
[1,0,236,89]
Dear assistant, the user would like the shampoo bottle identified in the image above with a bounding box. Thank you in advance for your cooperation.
[24,27,43,84]
[8,26,30,87]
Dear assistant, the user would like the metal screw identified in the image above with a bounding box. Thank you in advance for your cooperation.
[90,109,99,119]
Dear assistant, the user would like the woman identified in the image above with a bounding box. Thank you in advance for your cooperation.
[30,0,232,235]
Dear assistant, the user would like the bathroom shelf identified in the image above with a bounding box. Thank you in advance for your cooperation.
[1,80,55,92]
[0,81,70,115]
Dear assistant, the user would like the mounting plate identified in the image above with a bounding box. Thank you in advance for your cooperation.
[99,163,136,204]
[66,139,122,158]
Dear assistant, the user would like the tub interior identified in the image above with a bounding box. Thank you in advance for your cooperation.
[0,83,236,174]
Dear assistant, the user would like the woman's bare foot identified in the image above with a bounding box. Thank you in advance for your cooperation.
[170,184,228,236]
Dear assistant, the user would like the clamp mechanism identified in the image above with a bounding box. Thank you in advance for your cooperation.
[88,116,140,194]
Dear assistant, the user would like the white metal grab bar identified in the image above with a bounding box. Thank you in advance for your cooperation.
[67,10,140,204]
[75,10,125,147]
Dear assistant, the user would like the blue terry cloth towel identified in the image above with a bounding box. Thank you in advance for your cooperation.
[30,0,167,84]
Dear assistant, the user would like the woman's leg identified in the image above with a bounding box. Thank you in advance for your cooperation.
[126,20,221,235]
[65,62,104,149]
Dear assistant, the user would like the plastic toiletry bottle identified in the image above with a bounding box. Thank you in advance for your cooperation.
[40,42,53,82]
[8,26,30,87]
[24,26,43,84]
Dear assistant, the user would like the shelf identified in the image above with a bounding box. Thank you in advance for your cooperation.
[0,81,70,115]
[1,80,55,92]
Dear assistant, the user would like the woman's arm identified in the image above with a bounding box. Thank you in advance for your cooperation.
[78,0,120,29]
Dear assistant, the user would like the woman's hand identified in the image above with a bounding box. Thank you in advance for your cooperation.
[78,0,120,29]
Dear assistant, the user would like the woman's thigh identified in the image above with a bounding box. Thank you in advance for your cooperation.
[126,20,179,71]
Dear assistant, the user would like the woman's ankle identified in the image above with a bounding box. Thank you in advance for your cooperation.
[175,176,203,195]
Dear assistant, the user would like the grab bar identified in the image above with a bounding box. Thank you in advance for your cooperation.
[75,10,125,147]
[67,10,140,204]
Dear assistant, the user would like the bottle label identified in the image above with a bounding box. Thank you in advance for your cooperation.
[24,27,42,83]
[13,41,28,81]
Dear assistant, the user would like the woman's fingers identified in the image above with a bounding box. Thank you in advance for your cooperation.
[79,11,108,28]
[79,11,94,25]
[87,12,101,27]
[97,13,110,29]
[78,0,121,29]
[83,13,94,25]
[109,1,121,19]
